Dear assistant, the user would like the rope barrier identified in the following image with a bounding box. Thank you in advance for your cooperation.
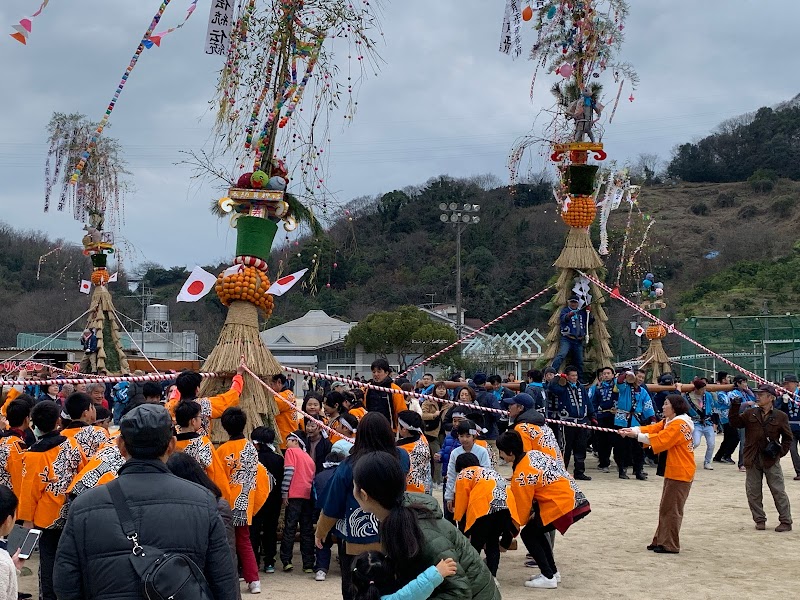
[0,371,222,387]
[0,361,103,378]
[398,284,554,377]
[280,365,619,434]
[579,270,795,398]
[240,364,354,444]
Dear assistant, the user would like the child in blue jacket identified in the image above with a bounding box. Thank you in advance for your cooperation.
[351,551,457,600]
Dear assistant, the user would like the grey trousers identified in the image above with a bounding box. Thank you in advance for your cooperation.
[788,432,800,476]
[746,456,792,524]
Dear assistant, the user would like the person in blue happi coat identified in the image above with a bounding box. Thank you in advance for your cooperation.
[613,370,655,480]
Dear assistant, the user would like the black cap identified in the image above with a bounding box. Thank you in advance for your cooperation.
[783,374,799,383]
[120,404,174,456]
[755,384,777,397]
[544,367,557,375]
[568,296,580,303]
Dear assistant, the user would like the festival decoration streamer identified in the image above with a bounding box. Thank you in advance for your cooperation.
[0,371,222,387]
[146,0,198,48]
[9,0,50,44]
[70,0,174,184]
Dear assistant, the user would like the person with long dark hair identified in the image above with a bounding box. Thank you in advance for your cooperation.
[352,452,499,599]
[619,394,696,552]
[315,413,410,600]
[351,551,457,600]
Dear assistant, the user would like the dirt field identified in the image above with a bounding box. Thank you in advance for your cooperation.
[19,449,799,599]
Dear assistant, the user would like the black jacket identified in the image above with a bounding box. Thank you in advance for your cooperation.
[53,459,238,600]
[257,446,284,507]
[307,435,333,474]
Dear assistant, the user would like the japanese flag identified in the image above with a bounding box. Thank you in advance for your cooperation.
[267,268,308,296]
[79,280,92,294]
[177,266,217,302]
[634,325,645,337]
[108,272,118,283]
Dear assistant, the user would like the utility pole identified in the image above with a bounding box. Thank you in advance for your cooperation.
[439,202,480,354]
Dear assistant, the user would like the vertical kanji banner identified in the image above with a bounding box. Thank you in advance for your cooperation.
[205,0,235,56]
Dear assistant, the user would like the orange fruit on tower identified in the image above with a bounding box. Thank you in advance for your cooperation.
[645,325,667,340]
[215,266,274,318]
[561,195,597,228]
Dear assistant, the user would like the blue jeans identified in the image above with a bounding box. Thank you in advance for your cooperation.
[692,423,716,466]
[552,337,584,379]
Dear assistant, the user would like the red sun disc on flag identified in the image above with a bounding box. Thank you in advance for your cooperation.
[276,275,295,286]
[187,281,205,295]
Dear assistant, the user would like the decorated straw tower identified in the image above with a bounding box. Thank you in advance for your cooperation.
[45,113,130,374]
[193,0,383,441]
[504,1,638,376]
[637,274,672,382]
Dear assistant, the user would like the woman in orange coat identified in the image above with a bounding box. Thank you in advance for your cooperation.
[497,430,590,590]
[619,394,696,554]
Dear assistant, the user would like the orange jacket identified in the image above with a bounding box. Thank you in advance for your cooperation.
[637,415,696,482]
[348,406,367,422]
[61,423,110,458]
[514,422,562,460]
[454,466,522,532]
[0,430,27,495]
[510,449,586,526]
[273,389,300,448]
[167,374,244,436]
[175,432,233,504]
[1,387,21,416]
[68,442,125,497]
[217,437,272,526]
[397,434,431,493]
[19,433,87,529]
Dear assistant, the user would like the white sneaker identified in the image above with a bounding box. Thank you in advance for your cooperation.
[704,463,714,470]
[248,581,261,594]
[524,575,557,589]
[315,570,327,582]
[527,572,561,583]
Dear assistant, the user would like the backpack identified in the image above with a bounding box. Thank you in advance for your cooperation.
[107,480,213,600]
[113,381,130,405]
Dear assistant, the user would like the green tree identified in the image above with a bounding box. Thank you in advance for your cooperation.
[344,305,457,372]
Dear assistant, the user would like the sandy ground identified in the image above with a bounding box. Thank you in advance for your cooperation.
[19,444,800,599]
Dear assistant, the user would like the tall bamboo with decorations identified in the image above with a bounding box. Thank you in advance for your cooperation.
[44,112,129,374]
[638,275,671,382]
[503,1,638,377]
[199,0,383,441]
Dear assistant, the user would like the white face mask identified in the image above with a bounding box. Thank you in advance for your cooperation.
[33,425,44,439]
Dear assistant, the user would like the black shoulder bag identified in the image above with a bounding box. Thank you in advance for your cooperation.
[107,480,214,600]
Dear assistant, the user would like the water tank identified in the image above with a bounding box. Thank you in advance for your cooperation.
[146,304,169,322]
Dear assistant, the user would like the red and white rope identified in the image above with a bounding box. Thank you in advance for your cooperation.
[281,366,618,434]
[241,364,354,444]
[398,284,554,377]
[0,371,219,387]
[579,270,795,398]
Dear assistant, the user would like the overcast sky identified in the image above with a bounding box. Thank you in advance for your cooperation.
[1,0,797,270]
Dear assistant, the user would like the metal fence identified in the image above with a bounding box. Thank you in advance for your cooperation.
[676,315,800,382]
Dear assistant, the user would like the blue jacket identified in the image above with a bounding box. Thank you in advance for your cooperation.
[549,380,594,421]
[613,380,655,427]
[712,391,731,425]
[440,429,461,478]
[524,382,549,417]
[588,380,616,418]
[475,388,505,440]
[381,565,444,600]
[778,390,800,432]
[83,333,98,353]
[685,391,715,426]
[559,306,593,339]
[321,449,410,544]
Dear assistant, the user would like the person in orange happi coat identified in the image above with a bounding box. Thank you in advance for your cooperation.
[453,452,520,577]
[174,400,233,504]
[218,407,272,595]
[168,363,246,437]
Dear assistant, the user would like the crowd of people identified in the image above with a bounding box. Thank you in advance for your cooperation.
[0,354,797,599]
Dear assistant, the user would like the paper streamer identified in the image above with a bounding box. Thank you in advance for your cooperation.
[147,0,198,48]
[70,0,175,184]
[9,0,51,44]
